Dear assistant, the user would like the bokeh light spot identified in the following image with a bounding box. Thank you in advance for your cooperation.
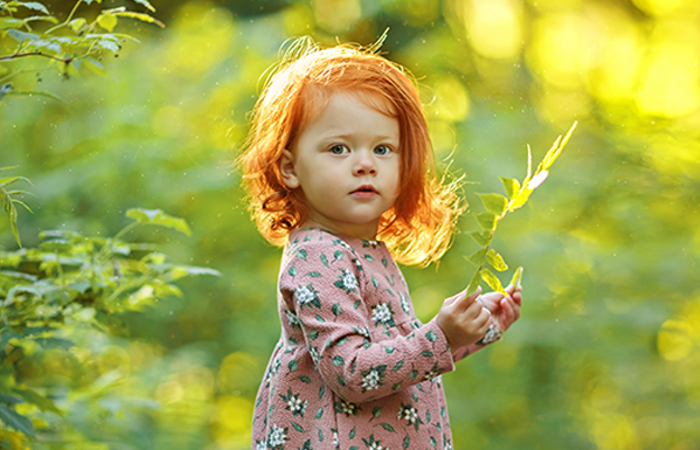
[657,319,694,361]
[464,0,523,60]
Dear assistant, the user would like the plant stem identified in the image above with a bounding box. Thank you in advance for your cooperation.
[0,52,71,63]
[45,0,83,35]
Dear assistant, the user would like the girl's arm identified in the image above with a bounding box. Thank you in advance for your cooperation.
[281,243,455,404]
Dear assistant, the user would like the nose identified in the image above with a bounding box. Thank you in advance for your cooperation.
[353,149,376,176]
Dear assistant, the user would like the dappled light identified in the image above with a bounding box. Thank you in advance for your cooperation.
[2,0,699,448]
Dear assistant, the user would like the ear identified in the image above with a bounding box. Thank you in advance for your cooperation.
[279,149,300,189]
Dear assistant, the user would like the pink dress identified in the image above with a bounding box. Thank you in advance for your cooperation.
[252,228,500,450]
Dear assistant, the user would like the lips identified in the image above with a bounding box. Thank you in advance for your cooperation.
[351,185,377,194]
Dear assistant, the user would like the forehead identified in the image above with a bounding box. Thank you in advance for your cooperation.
[297,85,398,130]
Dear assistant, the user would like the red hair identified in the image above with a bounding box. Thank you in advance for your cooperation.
[237,37,464,266]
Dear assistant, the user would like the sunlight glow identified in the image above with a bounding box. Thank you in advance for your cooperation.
[313,0,361,33]
[464,0,523,60]
[635,20,700,118]
[430,75,470,123]
[631,0,699,16]
[528,12,591,89]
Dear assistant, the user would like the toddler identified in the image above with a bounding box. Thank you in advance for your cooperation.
[239,37,522,450]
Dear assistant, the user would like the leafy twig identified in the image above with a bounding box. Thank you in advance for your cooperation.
[465,122,578,295]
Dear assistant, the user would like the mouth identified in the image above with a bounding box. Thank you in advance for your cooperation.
[351,185,377,195]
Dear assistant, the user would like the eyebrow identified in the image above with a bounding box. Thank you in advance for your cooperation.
[319,131,399,142]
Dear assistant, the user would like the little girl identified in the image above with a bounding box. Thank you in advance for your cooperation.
[239,37,522,450]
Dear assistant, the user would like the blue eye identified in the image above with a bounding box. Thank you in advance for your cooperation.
[330,145,348,155]
[374,145,391,155]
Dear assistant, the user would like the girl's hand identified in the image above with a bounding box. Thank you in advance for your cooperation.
[478,284,522,332]
[436,286,493,353]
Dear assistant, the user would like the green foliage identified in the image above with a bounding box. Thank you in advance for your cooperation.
[465,123,577,296]
[0,207,218,442]
[0,166,32,248]
[0,0,163,99]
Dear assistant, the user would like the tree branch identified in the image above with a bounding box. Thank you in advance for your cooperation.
[0,52,71,63]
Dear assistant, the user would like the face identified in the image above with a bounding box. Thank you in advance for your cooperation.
[280,91,401,240]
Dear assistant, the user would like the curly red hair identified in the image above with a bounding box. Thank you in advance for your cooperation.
[237,37,464,266]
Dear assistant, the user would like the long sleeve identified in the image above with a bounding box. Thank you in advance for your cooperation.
[279,236,455,403]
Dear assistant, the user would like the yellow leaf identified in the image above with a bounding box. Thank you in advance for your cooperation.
[486,249,508,272]
[97,13,117,32]
[509,266,523,289]
[113,11,165,28]
[480,268,507,295]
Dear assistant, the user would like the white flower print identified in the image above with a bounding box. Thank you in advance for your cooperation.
[287,395,308,417]
[334,268,358,293]
[477,323,501,345]
[309,346,321,367]
[271,357,281,375]
[334,399,360,416]
[267,424,287,448]
[333,431,339,449]
[354,326,371,340]
[255,440,266,450]
[294,284,318,308]
[400,292,410,314]
[371,303,393,325]
[398,404,418,425]
[285,309,301,327]
[368,443,386,450]
[423,370,438,381]
[361,367,383,391]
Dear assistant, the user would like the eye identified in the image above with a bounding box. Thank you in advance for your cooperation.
[330,144,349,155]
[374,145,391,156]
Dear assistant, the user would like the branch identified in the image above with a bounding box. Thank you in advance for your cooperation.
[0,52,72,63]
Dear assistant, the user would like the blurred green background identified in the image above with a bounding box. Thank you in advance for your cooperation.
[2,0,700,449]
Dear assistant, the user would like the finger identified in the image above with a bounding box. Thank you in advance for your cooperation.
[456,286,482,311]
[511,290,523,307]
[443,288,468,308]
[499,300,514,330]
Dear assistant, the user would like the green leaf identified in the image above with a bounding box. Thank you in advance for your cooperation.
[6,28,39,42]
[510,266,524,289]
[507,187,533,212]
[4,89,66,103]
[126,208,192,236]
[500,176,521,199]
[15,2,50,14]
[12,388,62,414]
[0,404,35,439]
[486,249,508,272]
[480,268,507,295]
[113,11,165,28]
[542,122,577,170]
[475,212,497,231]
[83,57,109,76]
[380,423,395,432]
[0,17,24,30]
[477,193,508,216]
[23,14,58,25]
[97,13,118,32]
[466,248,486,267]
[467,230,491,247]
[131,0,156,12]
[69,18,87,32]
[466,269,481,296]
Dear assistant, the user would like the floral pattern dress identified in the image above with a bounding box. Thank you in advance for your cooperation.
[252,228,500,450]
